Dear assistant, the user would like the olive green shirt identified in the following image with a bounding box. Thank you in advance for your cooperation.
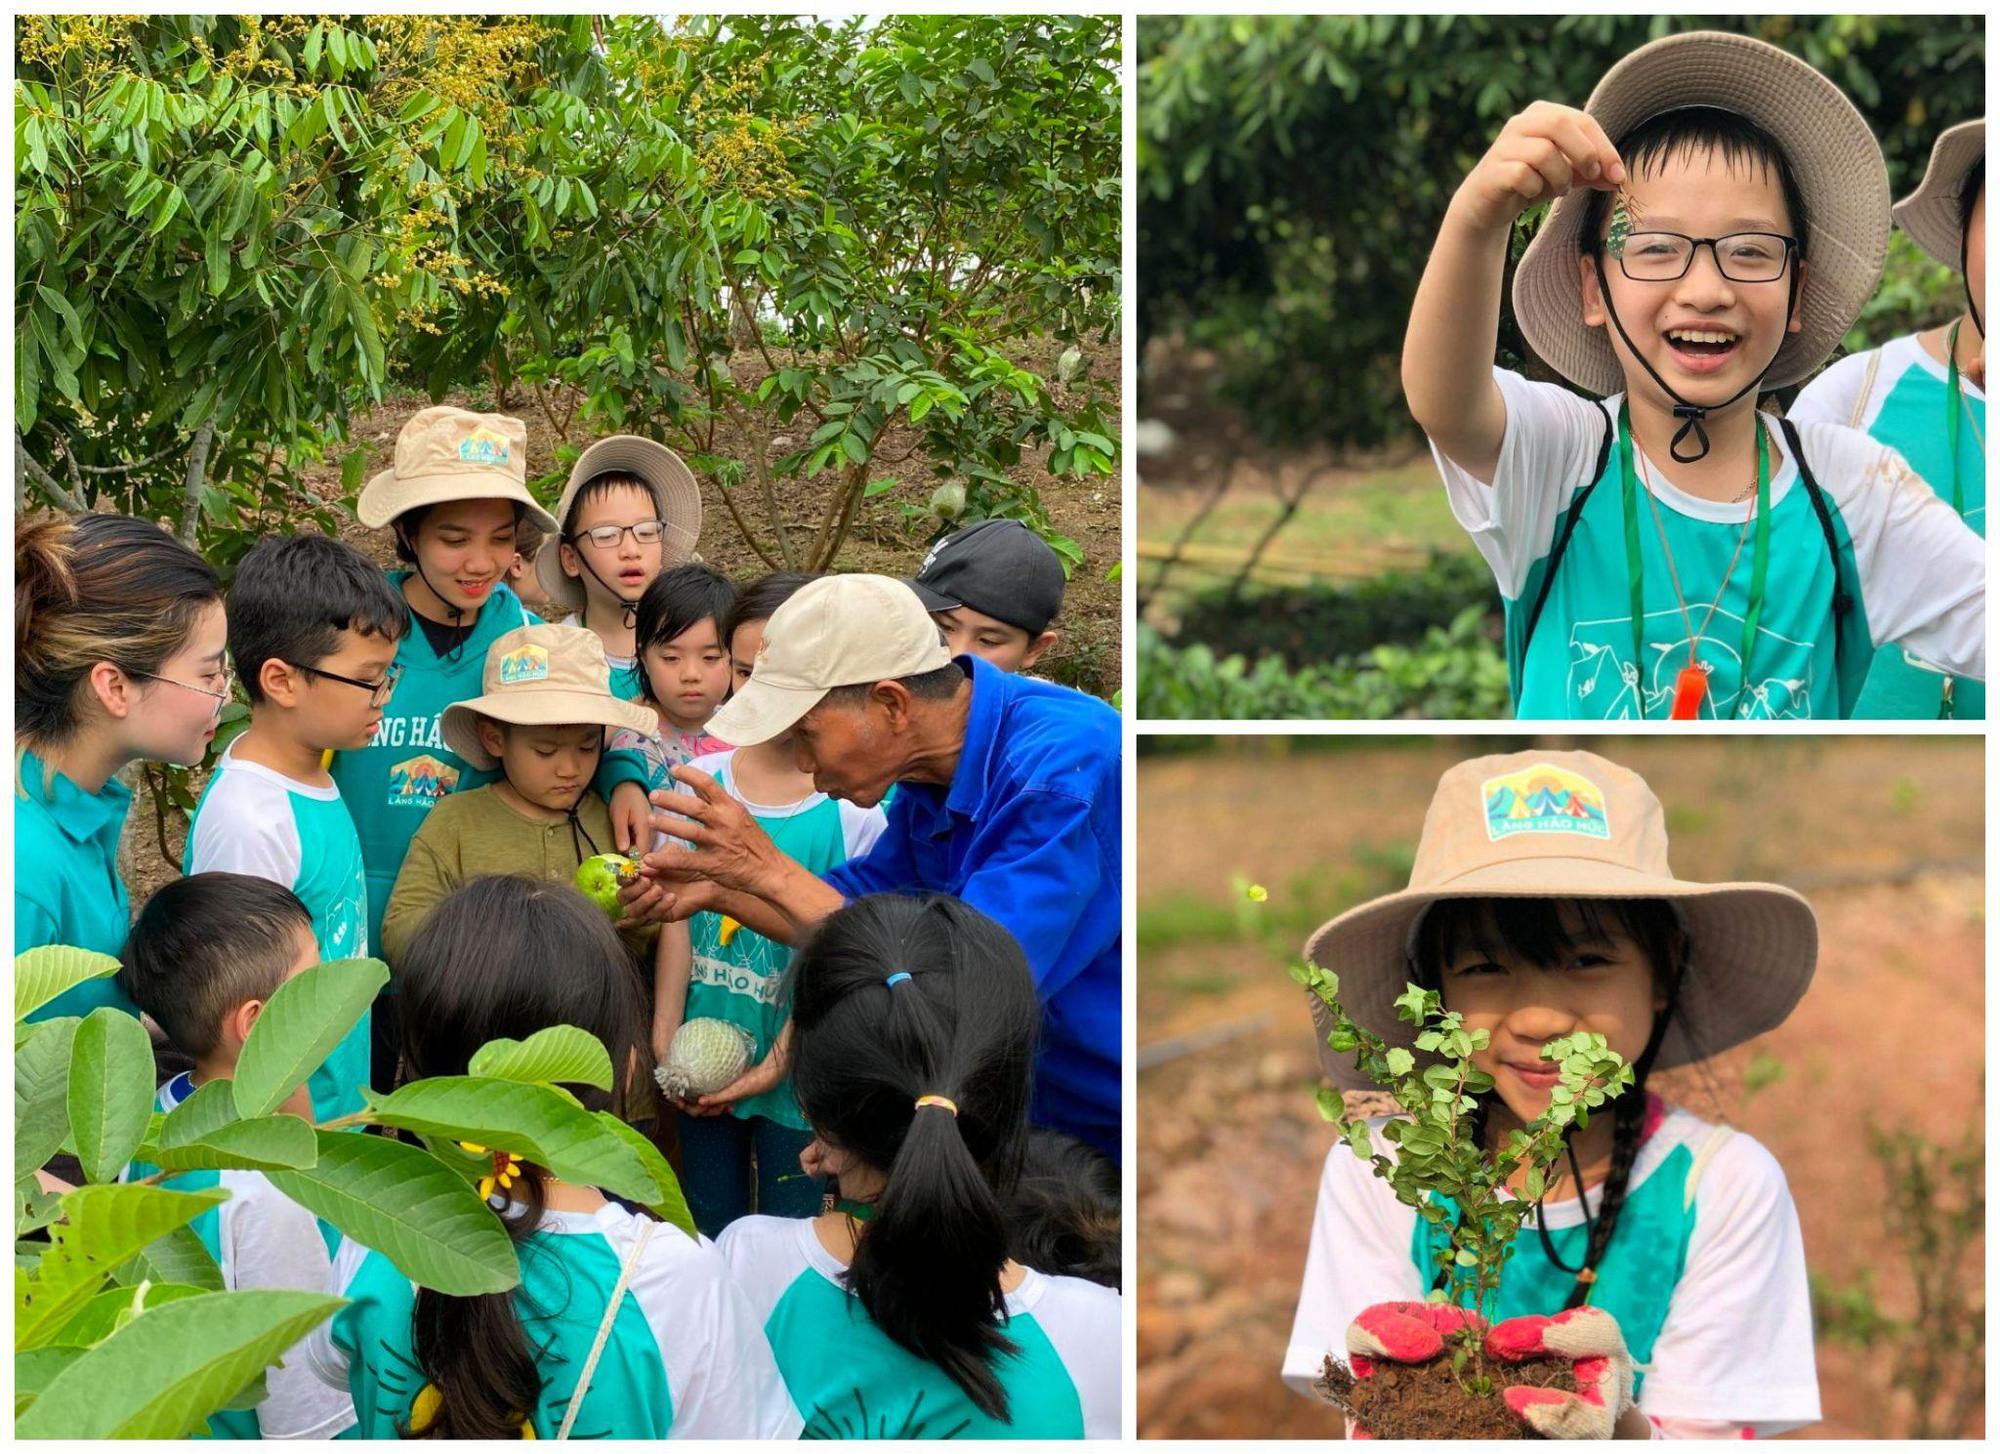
[381,785,643,966]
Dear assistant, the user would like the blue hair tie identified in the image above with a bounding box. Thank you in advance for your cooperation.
[885,972,912,988]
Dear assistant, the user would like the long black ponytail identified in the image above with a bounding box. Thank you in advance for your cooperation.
[788,894,1040,1422]
[395,874,657,1439]
[1415,897,1687,1309]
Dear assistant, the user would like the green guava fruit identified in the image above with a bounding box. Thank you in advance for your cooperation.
[574,853,640,917]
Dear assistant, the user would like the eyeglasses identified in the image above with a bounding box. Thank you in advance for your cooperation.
[296,660,403,707]
[130,667,235,706]
[1608,231,1798,284]
[570,520,668,550]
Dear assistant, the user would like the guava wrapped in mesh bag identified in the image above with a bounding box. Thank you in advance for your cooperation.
[656,1018,756,1100]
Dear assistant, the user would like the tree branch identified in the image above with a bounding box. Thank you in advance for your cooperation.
[178,419,216,547]
[17,430,87,513]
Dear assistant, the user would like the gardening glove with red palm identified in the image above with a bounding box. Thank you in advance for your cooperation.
[1484,1305,1636,1440]
[1340,1302,1491,1439]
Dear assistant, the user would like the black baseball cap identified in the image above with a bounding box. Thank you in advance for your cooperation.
[905,519,1066,636]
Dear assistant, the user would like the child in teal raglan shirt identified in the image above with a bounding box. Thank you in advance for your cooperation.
[118,874,356,1439]
[1405,32,1984,720]
[715,895,1121,1438]
[1791,120,1985,718]
[1282,750,1819,1438]
[655,573,886,1236]
[186,534,406,1120]
[305,876,796,1440]
[330,405,558,957]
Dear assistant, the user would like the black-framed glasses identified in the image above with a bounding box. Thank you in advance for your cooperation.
[130,666,235,705]
[570,520,667,549]
[296,659,403,707]
[1608,231,1798,284]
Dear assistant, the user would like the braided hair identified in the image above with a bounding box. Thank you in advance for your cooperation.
[1414,897,1687,1309]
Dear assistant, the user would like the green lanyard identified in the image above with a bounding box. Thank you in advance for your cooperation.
[1939,322,1971,718]
[1618,402,1770,720]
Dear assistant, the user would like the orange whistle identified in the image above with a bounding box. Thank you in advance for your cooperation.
[1669,664,1707,720]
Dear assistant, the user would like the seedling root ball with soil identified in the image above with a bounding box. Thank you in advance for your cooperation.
[1289,960,1633,1438]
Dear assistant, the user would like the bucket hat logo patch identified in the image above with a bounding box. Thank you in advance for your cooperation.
[1481,764,1611,842]
[497,643,551,685]
[458,427,512,466]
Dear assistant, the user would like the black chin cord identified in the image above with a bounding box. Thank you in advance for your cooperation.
[1590,253,1799,464]
[567,804,602,863]
[570,540,643,629]
[401,531,473,665]
[1962,230,1984,340]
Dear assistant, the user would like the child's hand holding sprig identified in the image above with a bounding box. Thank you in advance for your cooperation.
[1451,101,1626,234]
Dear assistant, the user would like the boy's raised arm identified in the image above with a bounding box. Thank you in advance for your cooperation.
[1403,102,1624,481]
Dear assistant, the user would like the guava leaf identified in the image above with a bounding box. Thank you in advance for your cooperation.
[469,1026,615,1091]
[16,1016,80,1180]
[67,1009,158,1183]
[592,1112,697,1238]
[17,1184,228,1349]
[15,946,122,1024]
[232,957,389,1118]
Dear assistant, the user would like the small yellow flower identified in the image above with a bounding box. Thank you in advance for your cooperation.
[1246,884,1269,903]
[465,1144,522,1201]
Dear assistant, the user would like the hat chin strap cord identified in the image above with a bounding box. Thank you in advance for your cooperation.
[400,528,474,663]
[570,544,642,629]
[1961,230,1983,340]
[1590,253,1800,465]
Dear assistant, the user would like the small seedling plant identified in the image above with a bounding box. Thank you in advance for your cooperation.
[1290,960,1633,1393]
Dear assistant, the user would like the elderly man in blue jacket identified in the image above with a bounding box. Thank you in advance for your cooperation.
[620,572,1122,1162]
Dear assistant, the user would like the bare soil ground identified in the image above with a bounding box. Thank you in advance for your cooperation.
[120,342,1120,906]
[1136,737,1984,1440]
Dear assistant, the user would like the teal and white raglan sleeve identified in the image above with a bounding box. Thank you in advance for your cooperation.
[1801,422,1986,678]
[185,769,304,887]
[225,1177,357,1437]
[1637,1131,1819,1434]
[837,798,889,860]
[1282,1119,1425,1400]
[1022,1275,1123,1438]
[1427,368,1612,600]
[1787,348,1878,432]
[631,1224,802,1439]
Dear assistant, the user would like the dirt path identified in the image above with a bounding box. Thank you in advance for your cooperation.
[1137,739,1984,1440]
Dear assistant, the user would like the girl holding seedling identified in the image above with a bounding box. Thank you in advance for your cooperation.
[305,874,798,1439]
[716,894,1121,1438]
[1282,750,1819,1438]
[15,512,226,1020]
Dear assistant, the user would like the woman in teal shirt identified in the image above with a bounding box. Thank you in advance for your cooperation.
[15,513,227,1019]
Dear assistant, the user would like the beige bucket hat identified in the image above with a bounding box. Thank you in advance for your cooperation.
[357,406,560,535]
[1894,119,1984,272]
[1513,31,1891,396]
[705,574,954,748]
[1302,749,1817,1092]
[537,436,704,614]
[440,623,657,771]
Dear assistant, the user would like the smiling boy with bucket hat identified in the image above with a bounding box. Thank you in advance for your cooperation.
[1792,118,1986,719]
[1403,31,1985,720]
[1282,749,1820,1437]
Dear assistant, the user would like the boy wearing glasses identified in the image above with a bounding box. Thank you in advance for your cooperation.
[186,533,408,1117]
[537,435,706,700]
[1403,32,1984,720]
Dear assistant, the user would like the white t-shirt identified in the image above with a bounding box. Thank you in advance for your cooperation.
[305,1201,799,1439]
[686,749,887,857]
[1283,1106,1820,1436]
[1432,369,1985,716]
[717,1213,1122,1438]
[1790,331,1987,442]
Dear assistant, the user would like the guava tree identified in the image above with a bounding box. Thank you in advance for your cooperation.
[15,945,691,1437]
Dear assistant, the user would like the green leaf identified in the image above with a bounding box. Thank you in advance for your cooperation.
[266,1131,517,1296]
[146,1106,319,1175]
[1524,1167,1545,1200]
[111,1224,224,1293]
[365,1077,659,1205]
[18,1185,227,1349]
[1383,1048,1415,1076]
[14,1345,85,1416]
[15,1289,344,1439]
[591,1113,696,1238]
[468,1027,614,1092]
[15,947,122,1023]
[232,958,389,1119]
[17,1174,64,1237]
[68,1009,156,1183]
[16,1017,80,1180]
[49,1280,210,1348]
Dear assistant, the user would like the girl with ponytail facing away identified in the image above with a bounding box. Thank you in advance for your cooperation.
[15,512,226,1019]
[303,875,797,1439]
[716,894,1121,1438]
[1283,751,1819,1437]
